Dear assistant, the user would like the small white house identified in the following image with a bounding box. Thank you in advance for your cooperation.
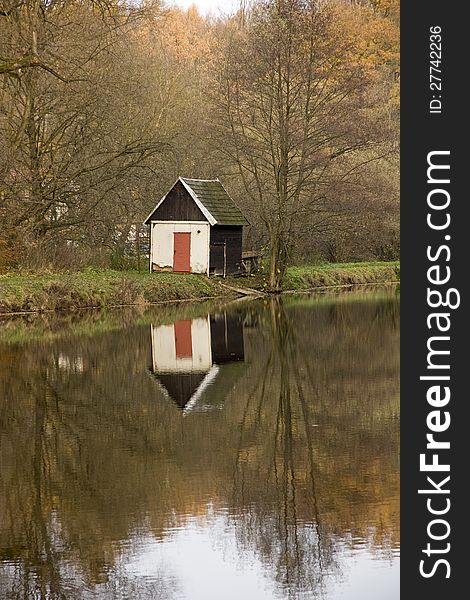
[144,177,249,276]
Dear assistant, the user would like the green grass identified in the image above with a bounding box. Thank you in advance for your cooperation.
[227,261,399,292]
[283,261,400,290]
[0,262,399,315]
[0,269,228,314]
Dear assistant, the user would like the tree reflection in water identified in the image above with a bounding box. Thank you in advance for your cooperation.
[232,298,331,595]
[0,291,400,599]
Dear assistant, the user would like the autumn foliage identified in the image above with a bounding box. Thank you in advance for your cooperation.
[0,0,399,277]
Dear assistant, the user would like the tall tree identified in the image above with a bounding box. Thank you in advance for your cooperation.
[0,1,168,267]
[215,0,394,290]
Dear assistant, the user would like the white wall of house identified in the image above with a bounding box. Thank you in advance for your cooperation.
[150,221,210,274]
[151,317,212,373]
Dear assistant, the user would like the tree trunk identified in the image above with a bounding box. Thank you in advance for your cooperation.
[268,234,287,293]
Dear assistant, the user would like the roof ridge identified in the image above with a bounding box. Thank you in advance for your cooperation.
[180,177,220,183]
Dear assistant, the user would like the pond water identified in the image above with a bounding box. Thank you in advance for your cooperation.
[0,288,400,599]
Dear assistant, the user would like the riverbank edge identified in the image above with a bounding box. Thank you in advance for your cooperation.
[0,262,399,316]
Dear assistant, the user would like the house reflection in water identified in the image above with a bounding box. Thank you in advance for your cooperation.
[149,311,245,413]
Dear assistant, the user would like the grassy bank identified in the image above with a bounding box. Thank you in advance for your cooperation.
[283,261,399,290]
[0,262,399,315]
[0,270,227,314]
[230,261,400,292]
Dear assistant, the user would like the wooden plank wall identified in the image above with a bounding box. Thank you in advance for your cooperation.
[209,226,243,275]
[149,181,207,222]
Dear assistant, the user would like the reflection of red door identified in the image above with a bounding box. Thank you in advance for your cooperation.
[174,320,192,358]
[173,232,191,273]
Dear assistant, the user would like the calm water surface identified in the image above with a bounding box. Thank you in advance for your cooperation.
[0,289,400,599]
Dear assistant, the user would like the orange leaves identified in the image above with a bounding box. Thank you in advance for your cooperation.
[332,1,399,75]
[162,6,214,66]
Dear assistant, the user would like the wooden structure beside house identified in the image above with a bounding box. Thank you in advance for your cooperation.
[144,177,249,276]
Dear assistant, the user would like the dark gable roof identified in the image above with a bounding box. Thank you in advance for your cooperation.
[181,178,249,226]
[144,177,249,226]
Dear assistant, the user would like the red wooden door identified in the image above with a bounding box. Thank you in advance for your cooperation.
[174,320,193,358]
[173,232,191,273]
